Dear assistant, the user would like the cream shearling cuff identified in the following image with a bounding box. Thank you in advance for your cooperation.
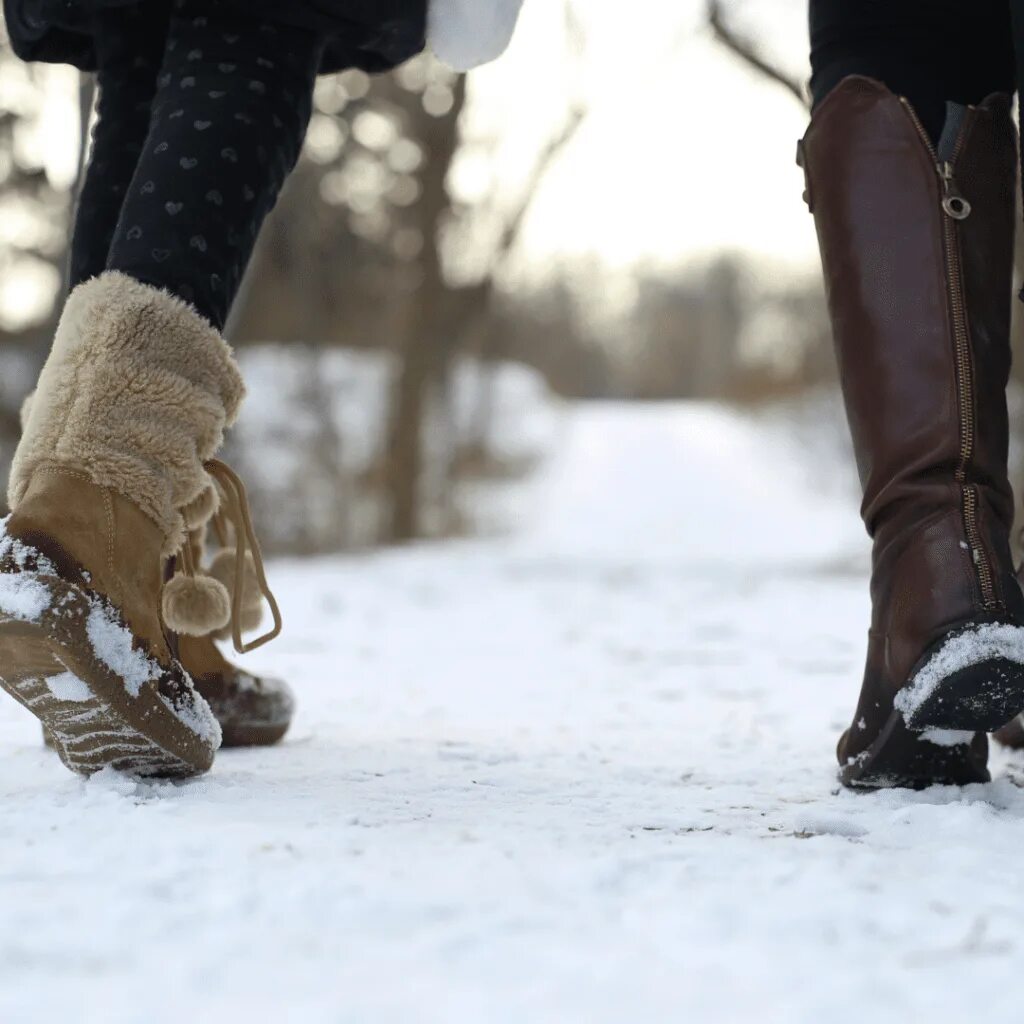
[8,272,244,555]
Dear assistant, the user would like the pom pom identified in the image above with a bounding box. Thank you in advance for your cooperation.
[208,548,263,637]
[162,573,231,636]
[181,481,220,530]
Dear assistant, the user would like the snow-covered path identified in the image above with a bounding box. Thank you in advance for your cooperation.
[4,403,1024,1023]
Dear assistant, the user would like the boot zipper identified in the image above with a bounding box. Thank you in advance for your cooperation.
[899,98,997,610]
[938,161,971,220]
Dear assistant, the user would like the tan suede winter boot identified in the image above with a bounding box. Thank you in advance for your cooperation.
[0,272,248,778]
[20,383,292,755]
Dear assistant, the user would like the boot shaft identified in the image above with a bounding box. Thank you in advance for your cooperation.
[800,77,1019,627]
[799,76,1018,540]
[9,272,245,558]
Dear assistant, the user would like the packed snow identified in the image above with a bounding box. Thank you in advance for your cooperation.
[4,401,1024,1023]
[920,727,974,748]
[0,572,51,622]
[84,607,159,699]
[895,622,1024,720]
[43,672,92,703]
[0,521,55,622]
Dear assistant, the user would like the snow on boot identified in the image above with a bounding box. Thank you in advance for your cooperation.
[21,389,289,754]
[0,272,244,778]
[799,77,1024,789]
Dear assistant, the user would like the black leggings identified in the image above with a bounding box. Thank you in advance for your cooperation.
[809,0,1017,144]
[70,0,324,328]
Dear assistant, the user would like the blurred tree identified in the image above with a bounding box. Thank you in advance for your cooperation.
[0,27,75,347]
[230,9,588,542]
[227,58,475,541]
[0,24,83,455]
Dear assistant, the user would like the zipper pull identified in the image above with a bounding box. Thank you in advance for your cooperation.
[939,161,971,220]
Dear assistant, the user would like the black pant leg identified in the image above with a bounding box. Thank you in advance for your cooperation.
[68,3,173,289]
[104,0,324,328]
[809,0,1015,143]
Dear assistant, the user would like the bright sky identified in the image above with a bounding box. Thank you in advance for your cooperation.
[461,0,818,283]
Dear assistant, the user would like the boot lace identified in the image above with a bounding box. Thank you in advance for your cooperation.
[172,459,283,654]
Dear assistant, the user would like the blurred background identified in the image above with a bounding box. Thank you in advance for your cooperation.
[2,0,1023,553]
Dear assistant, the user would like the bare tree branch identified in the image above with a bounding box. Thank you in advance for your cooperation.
[494,104,586,266]
[490,0,589,268]
[707,0,809,110]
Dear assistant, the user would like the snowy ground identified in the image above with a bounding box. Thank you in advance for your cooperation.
[4,402,1024,1023]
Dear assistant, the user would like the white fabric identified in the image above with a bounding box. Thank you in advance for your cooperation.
[428,0,525,71]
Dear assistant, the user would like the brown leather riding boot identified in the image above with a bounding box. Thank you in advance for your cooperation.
[799,76,1024,789]
[0,273,245,777]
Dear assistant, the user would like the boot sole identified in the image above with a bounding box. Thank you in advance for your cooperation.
[900,658,1024,732]
[839,712,989,790]
[40,718,290,751]
[0,577,218,778]
[840,623,1024,790]
[895,624,1024,733]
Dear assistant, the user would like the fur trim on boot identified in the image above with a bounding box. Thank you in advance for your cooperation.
[181,481,220,531]
[9,272,244,556]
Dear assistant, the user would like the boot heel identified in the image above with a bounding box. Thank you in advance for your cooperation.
[895,624,1024,732]
[840,711,989,790]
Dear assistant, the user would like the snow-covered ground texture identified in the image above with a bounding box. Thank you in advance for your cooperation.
[5,401,1024,1023]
